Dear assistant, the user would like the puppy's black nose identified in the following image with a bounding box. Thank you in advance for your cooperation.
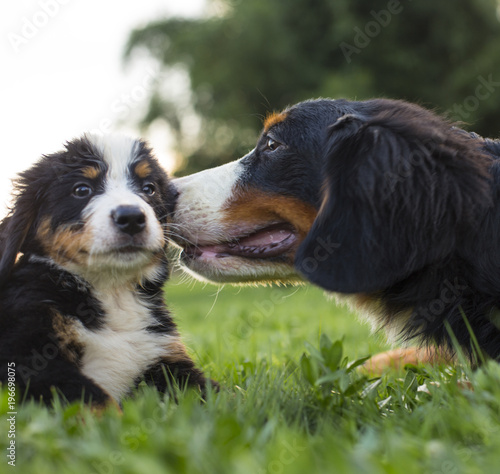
[111,205,146,236]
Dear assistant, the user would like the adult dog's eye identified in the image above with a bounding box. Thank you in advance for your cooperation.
[266,137,281,151]
[73,184,93,198]
[142,183,156,196]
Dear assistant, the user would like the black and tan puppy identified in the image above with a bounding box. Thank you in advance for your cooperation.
[171,98,500,365]
[0,133,211,408]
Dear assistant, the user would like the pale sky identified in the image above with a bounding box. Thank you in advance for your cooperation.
[0,0,206,215]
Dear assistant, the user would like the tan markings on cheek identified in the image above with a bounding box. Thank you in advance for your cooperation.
[263,111,288,132]
[51,311,85,364]
[163,338,193,364]
[36,217,52,244]
[134,161,152,179]
[82,166,101,180]
[37,218,92,266]
[222,189,317,242]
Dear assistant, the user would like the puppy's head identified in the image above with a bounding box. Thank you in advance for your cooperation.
[0,133,175,286]
[172,99,492,291]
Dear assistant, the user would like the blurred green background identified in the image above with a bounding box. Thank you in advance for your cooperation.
[124,0,500,175]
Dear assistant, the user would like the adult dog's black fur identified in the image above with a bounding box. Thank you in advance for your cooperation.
[172,98,500,362]
[0,133,211,407]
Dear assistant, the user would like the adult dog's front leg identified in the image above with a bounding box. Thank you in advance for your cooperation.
[361,346,454,374]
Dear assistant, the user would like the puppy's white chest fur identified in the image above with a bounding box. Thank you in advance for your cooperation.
[76,288,176,402]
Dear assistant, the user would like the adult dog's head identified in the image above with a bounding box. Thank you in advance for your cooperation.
[171,98,493,293]
[0,133,176,287]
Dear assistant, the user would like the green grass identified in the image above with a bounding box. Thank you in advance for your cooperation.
[2,277,500,474]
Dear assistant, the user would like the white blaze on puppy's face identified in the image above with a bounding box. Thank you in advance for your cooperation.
[54,133,166,284]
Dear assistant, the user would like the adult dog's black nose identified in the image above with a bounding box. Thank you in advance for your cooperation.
[111,205,146,236]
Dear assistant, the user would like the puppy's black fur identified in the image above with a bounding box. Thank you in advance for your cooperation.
[0,134,211,407]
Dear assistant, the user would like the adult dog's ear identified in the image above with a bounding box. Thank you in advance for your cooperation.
[0,180,39,287]
[295,102,492,293]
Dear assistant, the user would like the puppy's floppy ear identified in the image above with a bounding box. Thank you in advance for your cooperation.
[0,177,41,287]
[295,102,492,293]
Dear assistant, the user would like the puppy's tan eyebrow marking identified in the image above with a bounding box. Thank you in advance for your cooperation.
[134,161,152,179]
[263,111,288,132]
[81,166,101,180]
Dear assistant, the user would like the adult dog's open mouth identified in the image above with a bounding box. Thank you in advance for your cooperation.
[181,223,298,261]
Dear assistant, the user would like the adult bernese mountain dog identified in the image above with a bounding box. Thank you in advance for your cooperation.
[171,98,500,367]
[0,133,211,408]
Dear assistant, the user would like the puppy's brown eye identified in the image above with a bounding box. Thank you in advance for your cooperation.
[266,138,281,151]
[142,184,155,196]
[73,184,93,198]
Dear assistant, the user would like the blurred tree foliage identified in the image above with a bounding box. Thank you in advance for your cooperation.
[124,0,500,175]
